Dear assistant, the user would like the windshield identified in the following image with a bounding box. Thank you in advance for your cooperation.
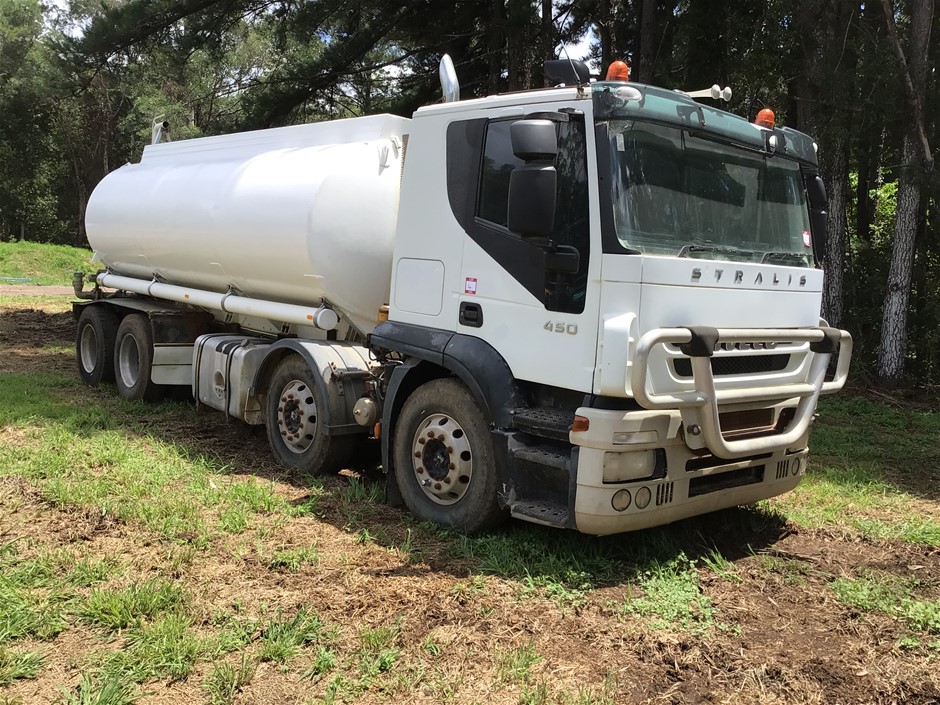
[605,120,814,267]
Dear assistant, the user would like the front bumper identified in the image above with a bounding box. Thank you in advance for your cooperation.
[569,325,851,535]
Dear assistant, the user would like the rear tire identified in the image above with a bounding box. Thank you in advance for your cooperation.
[76,306,119,386]
[114,314,164,402]
[393,378,506,533]
[265,356,354,475]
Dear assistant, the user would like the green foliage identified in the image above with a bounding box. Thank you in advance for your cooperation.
[259,608,328,664]
[831,572,940,634]
[79,580,183,631]
[496,642,542,685]
[59,672,139,705]
[204,656,256,705]
[0,646,43,685]
[0,241,95,284]
[621,554,718,633]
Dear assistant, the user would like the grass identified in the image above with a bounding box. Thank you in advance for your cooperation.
[621,553,718,633]
[267,544,319,572]
[59,671,139,705]
[0,646,43,685]
[830,571,940,635]
[2,287,939,704]
[260,608,329,664]
[496,642,541,685]
[0,241,96,286]
[204,656,257,705]
[79,580,183,631]
[774,396,940,546]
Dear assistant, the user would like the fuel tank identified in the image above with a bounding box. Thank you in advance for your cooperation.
[85,114,410,335]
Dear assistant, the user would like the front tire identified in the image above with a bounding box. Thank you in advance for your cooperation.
[114,314,164,402]
[393,378,506,533]
[76,306,119,386]
[265,356,354,475]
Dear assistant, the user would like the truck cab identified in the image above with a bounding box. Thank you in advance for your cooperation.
[372,73,850,534]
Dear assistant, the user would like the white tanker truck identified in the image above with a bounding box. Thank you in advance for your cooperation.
[73,58,851,535]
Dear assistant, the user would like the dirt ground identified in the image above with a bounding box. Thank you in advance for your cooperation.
[1,301,939,705]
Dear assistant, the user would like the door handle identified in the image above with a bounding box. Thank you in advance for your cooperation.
[459,302,483,328]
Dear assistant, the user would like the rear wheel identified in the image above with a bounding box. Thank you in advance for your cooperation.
[393,378,506,533]
[76,306,119,386]
[265,356,354,475]
[114,314,164,402]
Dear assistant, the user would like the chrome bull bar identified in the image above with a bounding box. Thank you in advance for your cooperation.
[630,326,852,459]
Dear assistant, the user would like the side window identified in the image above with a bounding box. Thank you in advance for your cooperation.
[476,117,590,314]
[478,122,523,227]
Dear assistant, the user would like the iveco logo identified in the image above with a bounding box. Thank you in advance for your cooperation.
[716,341,778,351]
[690,267,807,287]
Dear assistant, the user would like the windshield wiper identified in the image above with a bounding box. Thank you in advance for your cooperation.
[677,243,756,258]
[761,251,809,265]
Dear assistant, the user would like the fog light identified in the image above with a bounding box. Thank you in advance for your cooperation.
[603,450,656,483]
[611,489,631,512]
[635,486,652,509]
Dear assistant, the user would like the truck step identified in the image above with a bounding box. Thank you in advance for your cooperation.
[512,444,571,471]
[513,407,575,442]
[509,501,569,528]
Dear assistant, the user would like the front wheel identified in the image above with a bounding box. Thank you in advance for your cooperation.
[393,378,506,533]
[264,356,354,475]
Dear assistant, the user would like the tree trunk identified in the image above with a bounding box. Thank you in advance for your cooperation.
[876,0,934,386]
[598,0,612,69]
[820,135,848,328]
[540,0,553,85]
[638,0,656,82]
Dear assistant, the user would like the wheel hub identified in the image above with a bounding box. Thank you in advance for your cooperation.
[79,325,97,374]
[276,380,317,454]
[411,414,472,505]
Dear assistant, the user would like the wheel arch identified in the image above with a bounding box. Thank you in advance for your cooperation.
[373,323,527,504]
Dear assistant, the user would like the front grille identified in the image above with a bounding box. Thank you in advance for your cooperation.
[686,452,772,473]
[656,482,674,506]
[688,465,765,497]
[673,354,790,378]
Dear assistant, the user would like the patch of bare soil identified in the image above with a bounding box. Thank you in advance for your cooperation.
[1,300,939,705]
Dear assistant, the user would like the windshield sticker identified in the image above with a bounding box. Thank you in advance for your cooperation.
[802,230,812,247]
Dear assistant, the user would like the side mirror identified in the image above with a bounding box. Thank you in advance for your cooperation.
[510,119,557,160]
[806,174,828,263]
[507,120,557,239]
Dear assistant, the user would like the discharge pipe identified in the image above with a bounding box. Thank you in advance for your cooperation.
[97,272,339,331]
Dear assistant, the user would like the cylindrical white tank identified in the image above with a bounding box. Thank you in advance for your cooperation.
[85,114,410,335]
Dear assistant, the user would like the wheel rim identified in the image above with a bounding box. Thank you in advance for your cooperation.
[79,324,98,374]
[276,379,318,454]
[411,413,472,505]
[118,335,140,388]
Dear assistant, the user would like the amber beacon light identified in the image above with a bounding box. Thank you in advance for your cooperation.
[754,107,776,128]
[606,60,630,82]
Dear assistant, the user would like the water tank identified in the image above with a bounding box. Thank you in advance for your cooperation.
[85,114,410,335]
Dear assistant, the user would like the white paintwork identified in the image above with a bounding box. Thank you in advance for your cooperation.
[391,91,602,393]
[86,114,409,336]
[394,259,445,315]
[594,253,827,399]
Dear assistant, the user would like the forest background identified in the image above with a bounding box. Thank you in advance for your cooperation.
[0,0,936,389]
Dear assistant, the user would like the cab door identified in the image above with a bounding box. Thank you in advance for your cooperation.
[454,104,601,393]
